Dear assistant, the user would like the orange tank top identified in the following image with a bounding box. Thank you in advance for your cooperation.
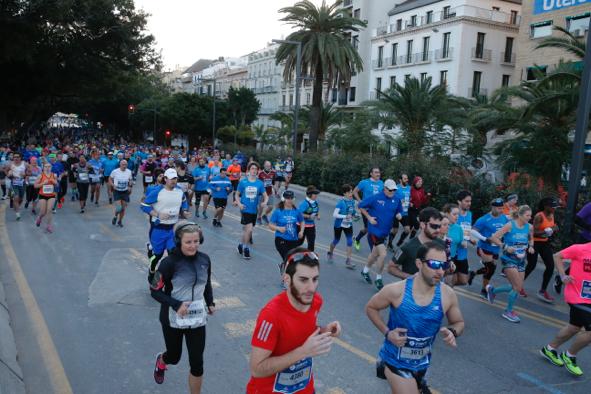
[533,212,554,242]
[38,172,57,197]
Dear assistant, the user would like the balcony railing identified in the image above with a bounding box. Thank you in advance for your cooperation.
[500,52,516,66]
[468,88,488,98]
[278,105,293,112]
[343,0,353,7]
[471,47,492,62]
[435,47,453,61]
[372,59,386,69]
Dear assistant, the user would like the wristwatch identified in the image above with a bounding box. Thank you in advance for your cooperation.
[446,327,458,338]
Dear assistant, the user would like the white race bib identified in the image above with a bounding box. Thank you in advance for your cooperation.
[145,175,153,183]
[42,184,54,194]
[178,182,189,192]
[78,172,89,181]
[12,178,24,186]
[116,180,128,191]
[460,222,472,241]
[581,280,591,300]
[245,185,257,200]
[176,300,206,327]
[398,336,431,365]
[28,176,37,184]
[273,357,312,394]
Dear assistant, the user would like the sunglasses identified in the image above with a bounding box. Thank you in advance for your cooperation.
[421,259,450,270]
[427,223,441,230]
[385,188,396,192]
[284,251,319,272]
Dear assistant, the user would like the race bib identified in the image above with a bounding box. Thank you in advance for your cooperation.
[145,176,153,183]
[116,180,128,191]
[12,178,24,186]
[273,357,312,394]
[42,184,54,194]
[90,174,100,182]
[28,176,37,184]
[245,186,257,200]
[402,198,410,210]
[460,222,471,241]
[176,300,206,327]
[178,182,189,192]
[398,336,431,366]
[581,280,591,300]
[78,172,89,181]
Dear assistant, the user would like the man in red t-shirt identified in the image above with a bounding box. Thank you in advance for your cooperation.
[540,242,591,376]
[247,248,341,394]
[257,161,276,225]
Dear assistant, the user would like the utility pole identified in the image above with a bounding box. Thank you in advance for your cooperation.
[196,76,217,147]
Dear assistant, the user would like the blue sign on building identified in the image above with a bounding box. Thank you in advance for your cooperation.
[534,0,591,14]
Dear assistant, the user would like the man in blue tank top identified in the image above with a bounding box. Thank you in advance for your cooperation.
[366,241,465,393]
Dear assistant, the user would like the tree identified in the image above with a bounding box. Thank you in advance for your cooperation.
[327,111,378,153]
[299,102,342,146]
[227,87,261,127]
[276,0,366,151]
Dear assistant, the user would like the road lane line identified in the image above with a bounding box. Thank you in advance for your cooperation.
[516,372,565,394]
[215,296,246,309]
[0,205,74,394]
[224,320,257,338]
[98,223,119,241]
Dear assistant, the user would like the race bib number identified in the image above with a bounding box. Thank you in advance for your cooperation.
[398,336,431,365]
[28,176,37,184]
[245,186,257,200]
[402,198,410,211]
[178,182,189,192]
[176,300,206,327]
[78,172,89,181]
[460,222,471,241]
[145,176,153,183]
[116,180,128,191]
[273,357,312,394]
[263,178,273,187]
[12,178,24,186]
[42,184,54,194]
[581,280,591,300]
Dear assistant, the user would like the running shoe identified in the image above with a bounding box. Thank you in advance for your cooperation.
[15,212,21,221]
[153,353,167,384]
[519,289,528,297]
[502,311,521,323]
[554,275,563,294]
[354,239,361,251]
[345,258,356,270]
[52,208,57,214]
[237,244,243,256]
[262,215,269,225]
[31,209,36,215]
[485,284,495,304]
[146,242,153,258]
[243,248,251,260]
[361,271,372,284]
[112,217,117,225]
[468,271,476,286]
[375,278,384,291]
[326,252,334,263]
[46,225,53,233]
[117,222,123,228]
[109,197,112,204]
[202,211,208,219]
[256,218,262,225]
[24,201,29,209]
[36,216,41,227]
[217,221,223,228]
[57,202,62,209]
[479,288,488,300]
[540,346,564,367]
[195,211,200,218]
[80,208,84,214]
[537,290,554,304]
[561,352,583,376]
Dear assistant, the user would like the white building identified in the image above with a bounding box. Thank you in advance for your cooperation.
[369,0,522,99]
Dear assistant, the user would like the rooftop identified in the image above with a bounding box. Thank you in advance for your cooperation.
[388,0,522,16]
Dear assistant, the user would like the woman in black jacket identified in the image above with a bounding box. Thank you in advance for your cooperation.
[150,221,215,393]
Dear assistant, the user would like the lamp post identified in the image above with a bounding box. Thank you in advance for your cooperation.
[196,76,217,147]
[272,39,301,154]
[565,18,591,235]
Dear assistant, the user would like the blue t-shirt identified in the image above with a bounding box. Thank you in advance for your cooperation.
[237,178,265,214]
[358,192,402,238]
[270,208,304,241]
[298,198,320,227]
[395,185,411,216]
[208,175,233,199]
[334,198,356,228]
[356,178,384,200]
[501,221,531,264]
[51,161,65,176]
[456,211,472,260]
[192,166,210,191]
[102,158,120,177]
[222,159,232,168]
[473,213,509,254]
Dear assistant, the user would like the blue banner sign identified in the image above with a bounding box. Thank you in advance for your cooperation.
[534,0,591,14]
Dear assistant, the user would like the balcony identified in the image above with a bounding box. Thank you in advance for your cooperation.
[500,52,516,66]
[343,0,353,7]
[278,105,293,112]
[471,47,492,62]
[468,88,488,98]
[372,59,386,69]
[435,47,453,61]
[414,51,432,64]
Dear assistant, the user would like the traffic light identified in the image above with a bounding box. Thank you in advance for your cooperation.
[165,130,171,137]
[128,104,135,114]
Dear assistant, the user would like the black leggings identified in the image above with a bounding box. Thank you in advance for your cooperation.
[77,182,89,202]
[302,226,316,251]
[525,241,554,291]
[275,237,301,261]
[162,324,206,377]
[26,185,38,202]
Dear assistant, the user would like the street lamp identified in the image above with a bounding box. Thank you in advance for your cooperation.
[128,105,158,141]
[196,76,217,147]
[272,38,302,154]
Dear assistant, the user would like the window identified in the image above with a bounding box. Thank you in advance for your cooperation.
[377,46,384,68]
[349,87,356,102]
[526,66,547,81]
[472,71,482,96]
[410,15,417,27]
[475,32,485,58]
[331,89,337,103]
[422,37,430,61]
[396,19,402,31]
[306,93,311,105]
[531,21,553,38]
[442,32,451,58]
[510,10,519,24]
[440,70,448,86]
[504,37,514,63]
[282,95,286,106]
[502,74,511,87]
[289,94,293,107]
[567,13,590,35]
[353,8,361,19]
[352,35,359,50]
[426,11,433,24]
[404,74,411,86]
[391,43,398,65]
[443,6,453,19]
[390,76,396,87]
[406,40,413,63]
[376,77,382,92]
[420,72,428,82]
[492,6,500,11]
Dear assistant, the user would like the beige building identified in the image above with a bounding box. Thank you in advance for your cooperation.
[515,0,589,82]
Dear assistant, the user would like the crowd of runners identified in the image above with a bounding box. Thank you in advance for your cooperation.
[1,132,590,394]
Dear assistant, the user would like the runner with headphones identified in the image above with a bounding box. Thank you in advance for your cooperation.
[151,221,214,393]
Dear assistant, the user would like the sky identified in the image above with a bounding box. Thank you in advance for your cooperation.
[133,0,324,71]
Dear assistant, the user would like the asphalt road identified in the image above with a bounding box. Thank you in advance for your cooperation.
[0,184,590,394]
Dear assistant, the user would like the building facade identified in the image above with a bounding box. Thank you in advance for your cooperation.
[515,0,589,82]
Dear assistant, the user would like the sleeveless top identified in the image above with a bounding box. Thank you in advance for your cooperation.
[533,212,554,243]
[379,277,443,371]
[501,220,530,264]
[38,172,57,197]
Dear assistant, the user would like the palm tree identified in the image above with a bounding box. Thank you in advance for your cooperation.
[276,0,366,151]
[535,26,585,60]
[299,102,342,146]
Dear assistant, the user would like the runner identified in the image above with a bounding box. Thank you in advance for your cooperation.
[257,161,276,225]
[192,158,211,219]
[456,190,476,286]
[150,221,214,393]
[8,152,27,220]
[246,247,341,394]
[66,146,79,201]
[359,179,403,290]
[353,167,384,251]
[88,150,103,206]
[298,185,321,252]
[525,197,560,302]
[389,173,411,251]
[272,157,285,197]
[327,184,358,269]
[24,157,41,215]
[142,168,190,279]
[50,153,67,212]
[388,207,444,280]
[175,161,194,207]
[227,158,242,202]
[269,190,305,273]
[34,162,58,233]
[109,159,134,227]
[486,205,534,323]
[234,162,267,260]
[540,241,591,377]
[72,155,92,213]
[469,198,509,298]
[102,151,119,204]
[408,176,431,239]
[366,241,464,394]
[503,194,518,219]
[208,167,232,227]
[442,203,464,286]
[141,154,158,193]
[283,155,295,190]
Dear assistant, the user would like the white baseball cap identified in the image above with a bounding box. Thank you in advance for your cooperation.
[384,179,398,190]
[164,168,178,179]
